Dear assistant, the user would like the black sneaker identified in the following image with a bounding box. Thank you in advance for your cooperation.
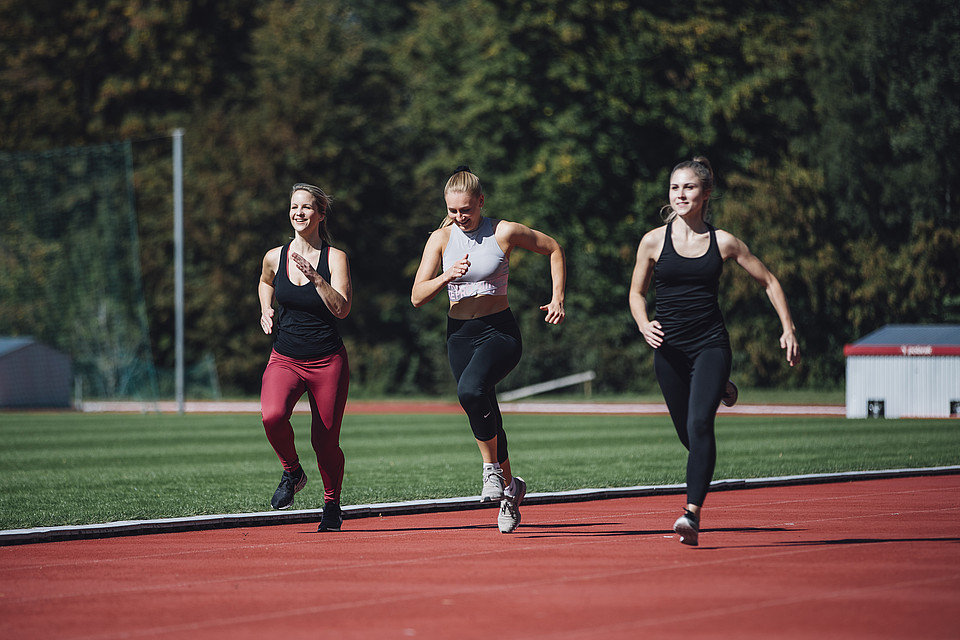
[721,380,739,407]
[270,467,307,510]
[318,500,343,532]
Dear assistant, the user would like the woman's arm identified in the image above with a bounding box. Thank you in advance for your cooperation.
[628,229,664,348]
[259,247,280,335]
[499,221,565,324]
[719,231,800,366]
[411,228,467,307]
[289,248,352,319]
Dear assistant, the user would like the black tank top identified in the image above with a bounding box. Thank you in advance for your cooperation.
[653,222,729,352]
[272,242,343,359]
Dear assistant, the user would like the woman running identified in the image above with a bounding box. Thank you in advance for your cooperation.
[629,157,799,546]
[412,166,565,533]
[258,183,352,533]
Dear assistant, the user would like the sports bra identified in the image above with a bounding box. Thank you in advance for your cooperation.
[442,217,509,302]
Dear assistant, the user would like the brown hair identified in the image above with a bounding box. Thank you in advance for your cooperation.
[662,156,715,222]
[290,183,333,244]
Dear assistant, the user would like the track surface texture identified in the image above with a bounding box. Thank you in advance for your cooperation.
[2,474,957,639]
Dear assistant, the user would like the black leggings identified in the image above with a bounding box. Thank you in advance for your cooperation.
[446,309,522,464]
[654,343,731,507]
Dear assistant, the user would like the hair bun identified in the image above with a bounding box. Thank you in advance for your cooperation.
[453,165,471,174]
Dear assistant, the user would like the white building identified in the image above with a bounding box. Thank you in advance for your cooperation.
[844,324,960,418]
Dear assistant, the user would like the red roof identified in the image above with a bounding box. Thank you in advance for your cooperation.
[843,324,960,356]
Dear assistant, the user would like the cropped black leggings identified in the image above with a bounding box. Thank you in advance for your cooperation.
[446,309,522,464]
[654,343,731,507]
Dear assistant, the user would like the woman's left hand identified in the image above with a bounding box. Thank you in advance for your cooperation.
[290,252,319,284]
[540,300,565,325]
[781,329,800,366]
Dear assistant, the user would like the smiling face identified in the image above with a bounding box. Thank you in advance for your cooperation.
[444,190,484,233]
[669,167,710,219]
[289,189,325,235]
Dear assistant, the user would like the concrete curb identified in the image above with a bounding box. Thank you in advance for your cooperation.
[3,465,957,546]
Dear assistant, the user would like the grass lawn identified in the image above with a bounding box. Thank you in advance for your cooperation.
[1,404,957,531]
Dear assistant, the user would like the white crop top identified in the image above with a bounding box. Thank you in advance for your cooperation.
[442,217,509,302]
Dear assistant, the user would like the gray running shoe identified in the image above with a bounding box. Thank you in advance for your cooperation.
[271,467,307,510]
[498,477,526,533]
[481,466,505,503]
[673,510,700,546]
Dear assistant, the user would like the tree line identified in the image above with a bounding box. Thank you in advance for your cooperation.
[2,0,958,397]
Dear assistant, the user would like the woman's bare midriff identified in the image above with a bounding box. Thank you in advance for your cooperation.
[448,294,509,320]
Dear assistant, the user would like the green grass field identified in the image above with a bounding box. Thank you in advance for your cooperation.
[1,407,957,531]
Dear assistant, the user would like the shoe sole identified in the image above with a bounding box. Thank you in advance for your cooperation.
[318,520,342,532]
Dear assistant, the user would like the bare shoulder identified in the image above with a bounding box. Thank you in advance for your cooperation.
[638,225,667,254]
[714,228,748,259]
[327,245,350,265]
[260,245,282,280]
[263,245,282,268]
[428,225,452,246]
[492,218,523,237]
[643,224,667,243]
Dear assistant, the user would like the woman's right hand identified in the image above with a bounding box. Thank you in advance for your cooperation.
[639,320,664,349]
[260,308,274,335]
[444,254,470,282]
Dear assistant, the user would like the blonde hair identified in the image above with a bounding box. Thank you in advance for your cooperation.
[439,166,483,228]
[290,182,333,244]
[661,156,715,223]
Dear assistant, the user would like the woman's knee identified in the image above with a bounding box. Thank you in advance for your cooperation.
[457,381,487,411]
[261,400,294,431]
[687,417,717,448]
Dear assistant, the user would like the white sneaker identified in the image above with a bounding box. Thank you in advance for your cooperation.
[673,510,700,546]
[481,466,505,503]
[498,477,526,533]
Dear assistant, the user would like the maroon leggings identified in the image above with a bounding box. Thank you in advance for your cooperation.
[260,346,349,502]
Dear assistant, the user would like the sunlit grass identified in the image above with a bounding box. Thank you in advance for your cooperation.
[0,407,956,530]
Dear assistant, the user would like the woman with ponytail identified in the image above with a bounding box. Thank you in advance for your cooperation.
[412,166,566,533]
[628,157,799,546]
[258,183,352,533]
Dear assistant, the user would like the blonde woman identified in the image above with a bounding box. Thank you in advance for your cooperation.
[412,166,565,533]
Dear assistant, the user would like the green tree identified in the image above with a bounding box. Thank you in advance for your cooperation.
[0,0,259,148]
[798,0,960,346]
[804,0,960,241]
[165,0,414,393]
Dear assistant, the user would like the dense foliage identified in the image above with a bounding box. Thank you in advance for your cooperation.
[2,0,958,396]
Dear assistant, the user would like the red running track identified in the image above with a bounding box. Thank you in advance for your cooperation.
[1,474,958,640]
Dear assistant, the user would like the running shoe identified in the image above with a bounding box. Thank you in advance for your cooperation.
[318,500,343,532]
[498,477,527,534]
[481,466,505,503]
[270,467,307,510]
[673,510,700,546]
[721,380,739,407]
